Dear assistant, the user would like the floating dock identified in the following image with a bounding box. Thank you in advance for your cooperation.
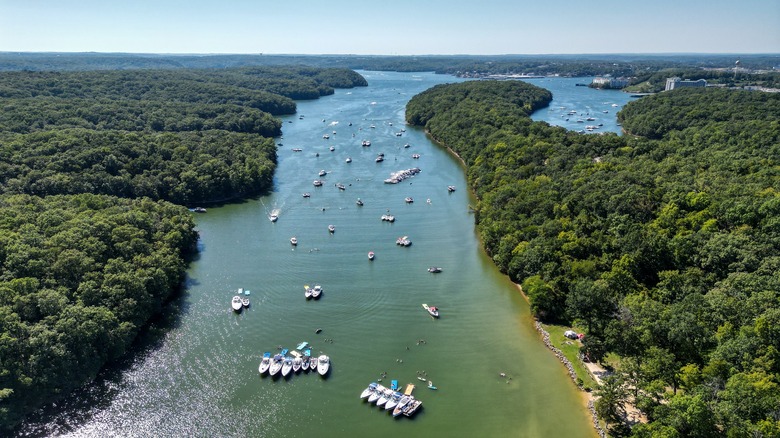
[404,383,415,395]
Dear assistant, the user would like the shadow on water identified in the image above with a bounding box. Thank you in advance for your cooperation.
[13,284,193,437]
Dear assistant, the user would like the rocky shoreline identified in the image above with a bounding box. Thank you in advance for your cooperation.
[534,320,607,438]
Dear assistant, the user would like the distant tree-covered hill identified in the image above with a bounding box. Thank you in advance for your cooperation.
[407,81,780,437]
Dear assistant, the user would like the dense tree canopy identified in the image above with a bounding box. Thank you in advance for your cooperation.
[407,82,780,436]
[0,193,198,430]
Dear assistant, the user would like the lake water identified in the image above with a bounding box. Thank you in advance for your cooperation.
[17,71,635,437]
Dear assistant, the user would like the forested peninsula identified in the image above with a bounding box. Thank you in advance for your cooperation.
[407,81,780,437]
[0,66,367,431]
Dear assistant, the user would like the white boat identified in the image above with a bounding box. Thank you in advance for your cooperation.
[422,303,439,318]
[385,392,402,410]
[322,134,330,139]
[292,357,302,373]
[404,143,411,148]
[290,236,298,246]
[356,198,363,206]
[304,284,312,299]
[301,355,310,372]
[292,148,302,152]
[309,356,318,371]
[241,296,250,307]
[313,180,323,187]
[258,352,272,374]
[447,185,456,192]
[269,354,284,376]
[329,146,335,152]
[368,251,375,260]
[231,295,243,312]
[302,192,311,198]
[336,183,346,190]
[361,140,371,147]
[319,169,327,176]
[368,384,386,403]
[346,157,352,163]
[269,213,278,222]
[396,236,412,246]
[360,382,378,399]
[281,357,293,377]
[428,267,443,273]
[328,224,335,233]
[317,354,330,375]
[375,156,384,162]
[405,197,414,203]
[392,395,412,417]
[403,399,422,417]
[311,285,322,299]
[376,388,393,407]
[381,214,395,222]
[412,153,420,159]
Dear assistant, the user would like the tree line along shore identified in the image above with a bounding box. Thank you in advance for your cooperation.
[406,80,780,437]
[0,66,367,431]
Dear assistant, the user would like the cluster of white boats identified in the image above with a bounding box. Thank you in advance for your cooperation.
[359,382,423,418]
[384,167,422,184]
[304,284,323,299]
[231,288,251,312]
[258,343,331,378]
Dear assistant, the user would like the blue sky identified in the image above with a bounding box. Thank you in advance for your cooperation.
[1,0,777,54]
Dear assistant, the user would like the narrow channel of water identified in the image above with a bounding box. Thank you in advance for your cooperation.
[19,71,608,437]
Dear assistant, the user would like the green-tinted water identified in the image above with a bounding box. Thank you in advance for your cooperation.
[21,72,600,437]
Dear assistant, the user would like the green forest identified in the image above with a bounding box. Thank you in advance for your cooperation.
[407,81,780,437]
[0,66,367,431]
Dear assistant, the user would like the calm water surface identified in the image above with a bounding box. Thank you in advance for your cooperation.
[19,72,622,437]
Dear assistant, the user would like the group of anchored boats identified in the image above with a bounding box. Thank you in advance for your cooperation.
[360,381,423,418]
[231,288,251,312]
[258,342,331,378]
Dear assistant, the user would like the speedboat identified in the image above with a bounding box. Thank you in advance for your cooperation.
[346,157,352,163]
[309,356,318,371]
[360,382,378,399]
[375,156,384,162]
[447,185,456,192]
[269,354,284,376]
[269,213,278,222]
[241,296,250,307]
[427,267,443,273]
[376,388,393,407]
[319,169,327,176]
[392,395,412,417]
[311,285,322,299]
[292,357,302,373]
[368,384,386,403]
[313,180,323,187]
[317,354,330,375]
[405,197,414,203]
[381,214,395,222]
[290,236,298,246]
[336,183,346,190]
[368,251,375,260]
[191,207,207,213]
[328,224,335,233]
[302,192,311,198]
[412,153,420,159]
[231,296,243,312]
[404,143,411,148]
[385,392,402,410]
[322,134,329,139]
[356,198,363,206]
[403,399,422,417]
[292,147,302,152]
[422,303,439,318]
[258,352,272,374]
[396,236,411,246]
[361,140,371,147]
[301,355,310,372]
[281,357,293,377]
[304,285,312,299]
[329,146,335,152]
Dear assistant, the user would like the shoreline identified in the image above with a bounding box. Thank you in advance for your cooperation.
[418,124,607,437]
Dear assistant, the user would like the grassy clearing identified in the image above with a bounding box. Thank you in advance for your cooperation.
[542,323,600,391]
